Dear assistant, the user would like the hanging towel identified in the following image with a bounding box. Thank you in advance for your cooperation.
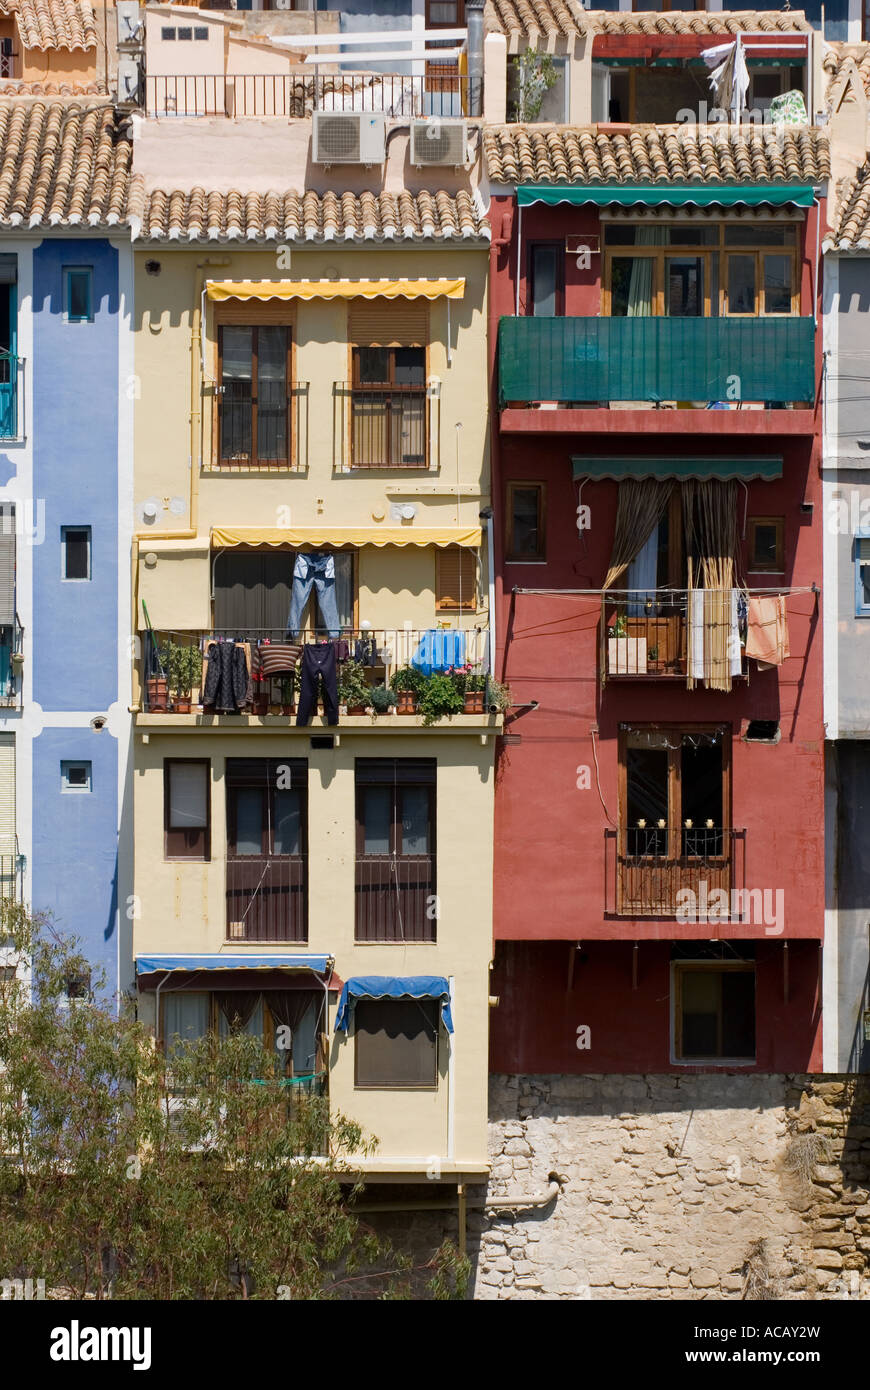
[745,595,790,668]
[729,589,743,677]
[411,629,467,676]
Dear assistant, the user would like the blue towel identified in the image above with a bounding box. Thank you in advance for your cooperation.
[411,629,466,676]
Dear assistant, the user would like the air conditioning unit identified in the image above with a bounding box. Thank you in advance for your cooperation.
[116,1,143,47]
[312,111,386,165]
[410,118,468,167]
[117,57,142,106]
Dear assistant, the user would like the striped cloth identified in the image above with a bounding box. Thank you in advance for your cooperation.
[257,643,303,676]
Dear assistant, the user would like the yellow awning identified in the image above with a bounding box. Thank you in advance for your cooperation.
[205,278,466,303]
[211,526,481,549]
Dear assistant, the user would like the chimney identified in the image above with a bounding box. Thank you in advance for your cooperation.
[466,0,484,118]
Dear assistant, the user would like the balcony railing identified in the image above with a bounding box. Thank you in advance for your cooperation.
[0,352,19,439]
[145,73,475,119]
[140,628,492,712]
[601,591,747,685]
[498,316,815,408]
[215,381,308,472]
[605,828,746,918]
[333,382,437,472]
[0,614,23,708]
[226,854,307,943]
[355,854,435,942]
[0,853,22,904]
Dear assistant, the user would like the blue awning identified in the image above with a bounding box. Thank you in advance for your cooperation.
[335,976,454,1033]
[136,953,333,976]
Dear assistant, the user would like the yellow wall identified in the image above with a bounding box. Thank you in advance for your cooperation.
[133,727,494,1170]
[21,47,98,84]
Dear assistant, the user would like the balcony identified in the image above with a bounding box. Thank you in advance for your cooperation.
[226,854,307,943]
[355,854,435,943]
[0,615,23,708]
[333,382,438,473]
[0,352,19,440]
[214,382,308,473]
[145,72,473,120]
[0,852,22,904]
[605,828,746,918]
[600,591,747,686]
[498,317,815,429]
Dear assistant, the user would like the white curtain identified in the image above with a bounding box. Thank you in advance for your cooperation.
[627,524,659,614]
[627,226,666,317]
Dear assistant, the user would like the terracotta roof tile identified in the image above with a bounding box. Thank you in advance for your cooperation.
[484,4,813,42]
[823,41,870,105]
[0,100,132,228]
[484,123,829,186]
[825,163,870,249]
[0,0,98,52]
[134,187,490,243]
[0,78,101,94]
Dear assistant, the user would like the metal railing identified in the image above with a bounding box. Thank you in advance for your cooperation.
[226,854,307,943]
[215,381,308,472]
[498,316,816,408]
[141,627,491,712]
[600,591,747,684]
[0,615,23,708]
[355,854,435,942]
[605,828,745,918]
[146,72,475,120]
[0,352,19,439]
[333,381,439,472]
[0,853,21,904]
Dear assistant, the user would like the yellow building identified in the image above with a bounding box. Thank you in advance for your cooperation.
[129,134,496,1187]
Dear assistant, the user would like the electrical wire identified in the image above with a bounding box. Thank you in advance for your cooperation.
[591,726,617,829]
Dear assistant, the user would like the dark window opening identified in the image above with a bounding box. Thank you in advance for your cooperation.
[354,998,439,1088]
[164,759,210,861]
[744,720,780,744]
[675,965,755,1062]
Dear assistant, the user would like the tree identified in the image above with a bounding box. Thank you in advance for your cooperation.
[0,901,469,1300]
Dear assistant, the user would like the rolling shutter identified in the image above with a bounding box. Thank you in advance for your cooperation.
[0,733,15,860]
[348,299,428,347]
[0,505,15,625]
[436,547,477,611]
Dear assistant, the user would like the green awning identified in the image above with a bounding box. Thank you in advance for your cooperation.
[571,457,783,482]
[518,184,815,209]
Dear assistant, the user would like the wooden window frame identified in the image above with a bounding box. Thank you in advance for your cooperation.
[506,481,546,563]
[435,546,478,612]
[350,344,428,471]
[527,242,565,318]
[216,323,292,470]
[164,758,211,862]
[226,759,308,860]
[672,960,756,1064]
[354,759,437,944]
[353,997,440,1090]
[617,724,731,863]
[747,516,784,574]
[355,773,436,863]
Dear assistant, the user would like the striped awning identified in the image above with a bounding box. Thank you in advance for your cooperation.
[205,278,465,302]
[136,953,333,975]
[211,526,482,549]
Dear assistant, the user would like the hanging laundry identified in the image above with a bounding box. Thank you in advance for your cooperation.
[410,629,467,676]
[203,639,249,712]
[296,643,339,726]
[286,553,341,639]
[258,642,303,677]
[745,595,790,669]
[354,635,377,666]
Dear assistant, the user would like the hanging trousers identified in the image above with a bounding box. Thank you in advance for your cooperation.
[296,643,339,726]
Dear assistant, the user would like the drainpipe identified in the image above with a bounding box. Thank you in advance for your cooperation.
[489,207,512,683]
[480,507,495,672]
[465,0,484,118]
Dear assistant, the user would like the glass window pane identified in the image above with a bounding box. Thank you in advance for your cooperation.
[63,528,90,580]
[763,254,792,314]
[862,564,870,607]
[610,256,654,316]
[169,763,208,829]
[401,786,429,854]
[234,787,263,855]
[363,786,391,855]
[626,747,668,856]
[721,970,755,1057]
[221,327,252,459]
[257,326,287,461]
[666,256,703,316]
[531,245,558,317]
[222,327,252,381]
[752,522,779,568]
[727,255,756,314]
[681,970,720,1057]
[393,348,425,386]
[66,269,91,321]
[510,487,541,557]
[164,992,209,1053]
[725,224,794,247]
[273,788,301,855]
[357,347,390,384]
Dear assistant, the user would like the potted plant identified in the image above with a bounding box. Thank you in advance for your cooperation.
[160,641,202,714]
[147,671,169,712]
[338,660,371,715]
[461,667,487,715]
[485,677,512,714]
[607,611,646,675]
[280,677,295,716]
[419,672,464,727]
[370,684,396,716]
[393,666,427,715]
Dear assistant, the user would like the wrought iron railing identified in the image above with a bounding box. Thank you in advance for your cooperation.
[226,854,307,943]
[0,853,22,904]
[215,381,308,471]
[600,590,747,684]
[0,352,19,439]
[0,614,23,708]
[146,72,475,119]
[605,827,746,918]
[333,382,435,471]
[355,854,435,942]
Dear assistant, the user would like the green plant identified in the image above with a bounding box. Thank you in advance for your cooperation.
[419,673,464,726]
[392,666,428,695]
[370,685,395,715]
[449,664,486,695]
[611,615,628,639]
[648,646,659,663]
[510,50,559,123]
[338,660,370,709]
[485,677,512,713]
[160,640,202,697]
[280,676,295,706]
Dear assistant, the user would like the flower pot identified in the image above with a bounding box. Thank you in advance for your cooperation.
[396,691,418,715]
[147,677,169,712]
[281,704,295,716]
[252,696,268,716]
[347,704,369,716]
[269,703,282,716]
[463,691,485,714]
[173,696,192,714]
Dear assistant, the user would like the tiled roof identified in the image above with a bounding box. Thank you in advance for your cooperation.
[0,0,99,51]
[132,187,490,243]
[484,3,813,43]
[822,41,870,105]
[0,79,102,95]
[824,164,870,250]
[0,101,132,228]
[484,123,830,186]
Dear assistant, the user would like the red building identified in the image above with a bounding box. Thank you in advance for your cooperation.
[486,120,826,1074]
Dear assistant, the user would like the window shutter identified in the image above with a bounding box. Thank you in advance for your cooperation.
[348,299,429,347]
[0,506,15,625]
[168,762,208,829]
[214,303,294,327]
[0,732,14,859]
[436,547,476,611]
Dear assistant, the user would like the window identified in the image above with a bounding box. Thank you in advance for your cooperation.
[529,244,564,317]
[162,992,208,1055]
[435,547,477,611]
[213,549,355,638]
[621,726,729,860]
[65,969,91,1000]
[161,989,323,1076]
[855,531,870,617]
[351,346,427,469]
[354,998,439,1088]
[218,325,291,468]
[61,526,90,581]
[355,759,436,942]
[194,26,208,40]
[225,759,307,942]
[164,759,210,860]
[61,760,91,793]
[177,26,192,40]
[160,25,176,39]
[506,482,546,562]
[748,517,784,573]
[63,267,93,323]
[673,962,755,1063]
[604,223,797,318]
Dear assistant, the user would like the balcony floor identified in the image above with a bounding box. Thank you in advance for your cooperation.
[136,712,503,735]
[499,408,817,436]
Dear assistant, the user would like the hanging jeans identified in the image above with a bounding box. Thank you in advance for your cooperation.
[286,552,341,639]
[296,643,339,726]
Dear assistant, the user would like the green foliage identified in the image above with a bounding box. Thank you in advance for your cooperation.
[370,684,396,714]
[279,676,295,705]
[418,673,464,726]
[486,677,512,712]
[392,666,428,695]
[337,660,371,709]
[159,640,203,697]
[510,50,559,123]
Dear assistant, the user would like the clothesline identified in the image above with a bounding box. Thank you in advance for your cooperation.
[513,585,819,597]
